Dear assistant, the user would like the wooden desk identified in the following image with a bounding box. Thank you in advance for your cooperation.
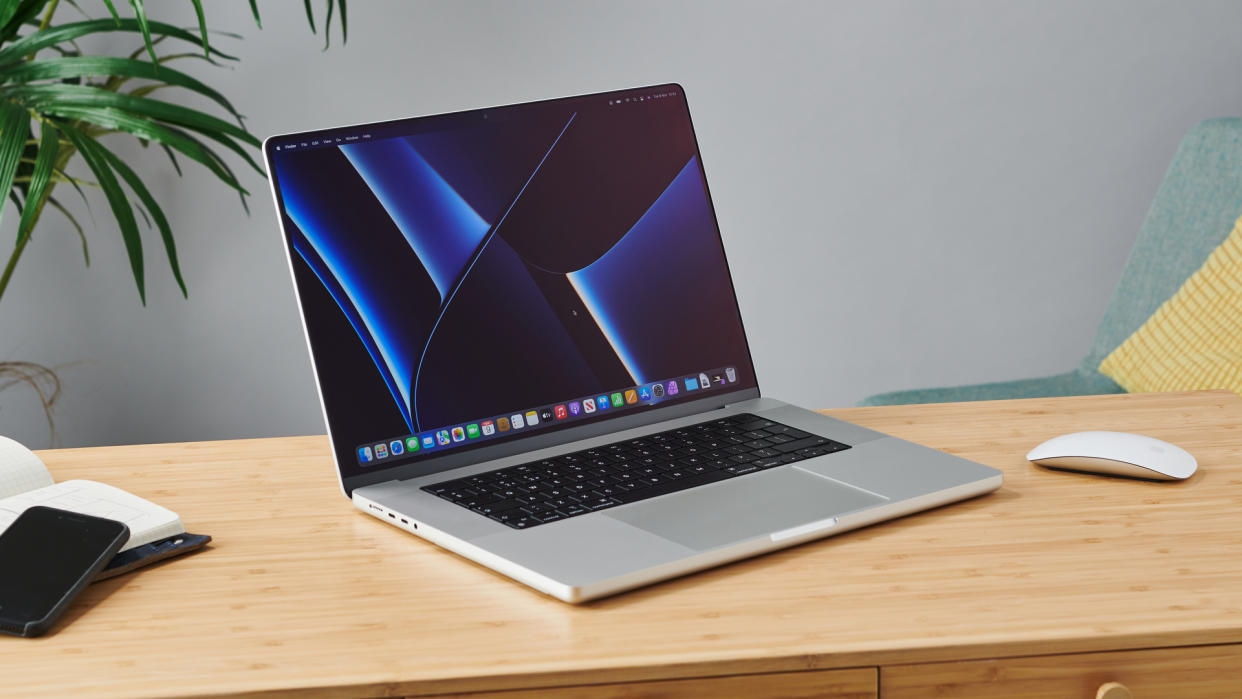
[12,390,1242,698]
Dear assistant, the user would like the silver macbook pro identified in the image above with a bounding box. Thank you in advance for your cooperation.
[264,84,1002,603]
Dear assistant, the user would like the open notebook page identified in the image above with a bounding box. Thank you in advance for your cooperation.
[0,435,55,500]
[0,480,184,552]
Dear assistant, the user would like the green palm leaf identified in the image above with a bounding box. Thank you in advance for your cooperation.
[322,0,333,49]
[15,118,57,246]
[0,0,46,45]
[57,121,144,302]
[47,195,89,266]
[159,142,180,175]
[0,1,351,310]
[6,84,258,146]
[1,57,245,124]
[0,100,30,232]
[97,142,184,295]
[8,82,266,179]
[0,18,236,66]
[166,124,250,214]
[188,0,208,57]
[20,102,249,192]
[124,0,157,62]
[303,0,316,33]
[99,1,120,22]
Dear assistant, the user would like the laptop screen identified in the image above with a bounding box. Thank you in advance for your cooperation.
[267,84,758,481]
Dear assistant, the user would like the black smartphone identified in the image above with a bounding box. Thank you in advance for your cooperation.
[0,506,129,638]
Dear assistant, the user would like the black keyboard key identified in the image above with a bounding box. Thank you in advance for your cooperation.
[473,499,523,515]
[463,492,503,507]
[510,515,537,529]
[774,435,832,453]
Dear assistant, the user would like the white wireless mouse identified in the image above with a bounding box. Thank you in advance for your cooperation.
[1026,431,1197,481]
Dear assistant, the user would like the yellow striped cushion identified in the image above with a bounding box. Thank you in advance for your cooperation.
[1099,214,1242,394]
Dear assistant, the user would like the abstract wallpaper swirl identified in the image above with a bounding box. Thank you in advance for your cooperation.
[272,96,753,468]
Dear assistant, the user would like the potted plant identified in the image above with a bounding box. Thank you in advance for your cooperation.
[0,0,345,442]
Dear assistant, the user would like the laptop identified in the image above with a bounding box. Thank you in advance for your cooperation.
[263,84,1002,603]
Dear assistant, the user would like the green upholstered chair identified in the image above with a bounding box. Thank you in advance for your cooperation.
[858,118,1242,407]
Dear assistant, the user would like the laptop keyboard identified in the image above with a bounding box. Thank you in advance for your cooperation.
[421,413,851,530]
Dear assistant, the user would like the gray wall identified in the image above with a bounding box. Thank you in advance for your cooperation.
[3,1,1241,448]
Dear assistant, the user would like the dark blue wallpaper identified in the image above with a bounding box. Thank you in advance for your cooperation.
[269,87,756,478]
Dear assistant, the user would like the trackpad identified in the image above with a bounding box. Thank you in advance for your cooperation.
[606,468,887,551]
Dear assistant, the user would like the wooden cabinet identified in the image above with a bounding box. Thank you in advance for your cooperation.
[423,647,1242,698]
[882,644,1242,698]
[423,647,1242,699]
[425,667,877,698]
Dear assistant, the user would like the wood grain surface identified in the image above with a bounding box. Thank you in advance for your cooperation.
[423,667,877,698]
[4,390,1240,698]
[882,643,1242,698]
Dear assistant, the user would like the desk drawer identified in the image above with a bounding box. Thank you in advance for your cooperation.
[425,667,876,698]
[882,644,1242,698]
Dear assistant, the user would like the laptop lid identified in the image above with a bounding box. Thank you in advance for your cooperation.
[264,84,760,496]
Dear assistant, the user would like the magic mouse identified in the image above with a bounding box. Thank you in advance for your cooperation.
[1026,431,1197,480]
